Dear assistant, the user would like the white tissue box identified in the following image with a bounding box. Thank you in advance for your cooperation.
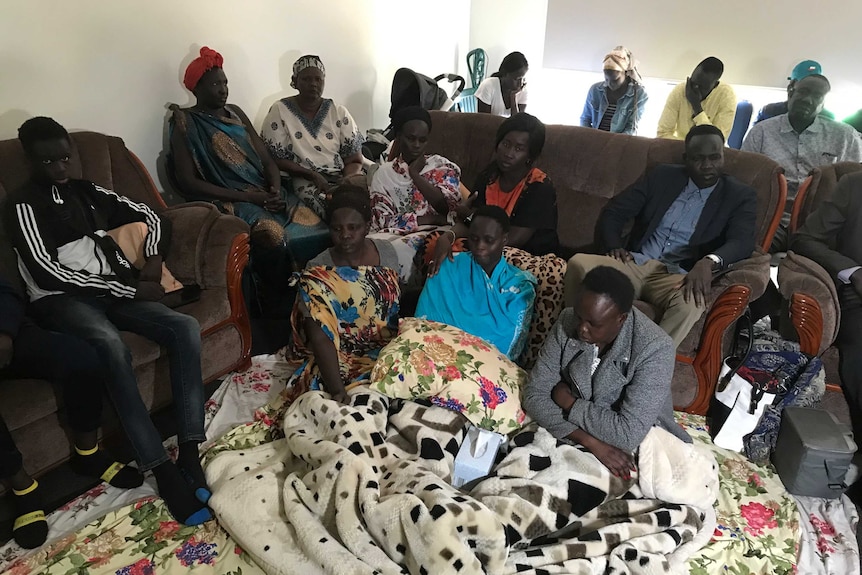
[452,426,505,488]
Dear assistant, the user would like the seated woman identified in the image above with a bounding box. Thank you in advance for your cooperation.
[284,188,401,405]
[261,55,365,220]
[368,106,461,287]
[476,51,529,117]
[522,266,690,479]
[417,206,537,361]
[433,113,558,264]
[169,47,329,272]
[580,46,648,135]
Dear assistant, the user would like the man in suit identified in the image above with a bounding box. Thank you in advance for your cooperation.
[791,172,862,492]
[564,124,758,347]
[524,266,691,479]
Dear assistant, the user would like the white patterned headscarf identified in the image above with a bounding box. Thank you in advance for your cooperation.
[602,46,642,85]
[291,55,326,87]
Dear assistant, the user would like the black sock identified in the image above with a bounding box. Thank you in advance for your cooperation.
[151,462,211,526]
[177,441,211,503]
[71,446,144,489]
[12,480,48,549]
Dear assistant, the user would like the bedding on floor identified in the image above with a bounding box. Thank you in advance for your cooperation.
[207,388,717,574]
[0,355,857,575]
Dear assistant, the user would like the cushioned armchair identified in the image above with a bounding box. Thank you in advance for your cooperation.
[0,131,251,483]
[779,162,862,381]
[423,111,785,414]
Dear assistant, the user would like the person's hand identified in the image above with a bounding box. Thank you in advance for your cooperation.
[264,186,286,213]
[511,77,526,96]
[552,381,576,411]
[310,172,330,196]
[139,255,162,283]
[685,77,703,115]
[607,248,633,263]
[851,269,862,298]
[455,191,477,221]
[408,154,426,179]
[583,436,636,479]
[248,191,270,207]
[676,258,714,308]
[134,280,165,302]
[428,233,455,277]
[0,333,13,369]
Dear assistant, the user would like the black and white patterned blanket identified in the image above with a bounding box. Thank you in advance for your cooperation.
[207,388,716,574]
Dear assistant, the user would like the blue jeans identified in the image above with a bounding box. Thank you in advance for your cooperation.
[31,295,206,471]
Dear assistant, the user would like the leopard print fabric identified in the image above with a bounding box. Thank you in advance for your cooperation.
[504,247,566,369]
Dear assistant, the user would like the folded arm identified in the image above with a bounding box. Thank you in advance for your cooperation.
[10,201,136,298]
[564,335,675,453]
[523,315,579,438]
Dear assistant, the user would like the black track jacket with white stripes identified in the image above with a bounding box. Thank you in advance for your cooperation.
[6,179,166,301]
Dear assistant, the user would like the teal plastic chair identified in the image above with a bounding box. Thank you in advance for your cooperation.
[453,49,487,112]
[466,49,487,88]
[453,88,478,113]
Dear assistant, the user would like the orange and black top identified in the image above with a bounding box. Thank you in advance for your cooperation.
[473,167,559,255]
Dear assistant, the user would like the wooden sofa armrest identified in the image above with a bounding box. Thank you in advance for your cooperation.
[676,252,771,414]
[778,251,840,356]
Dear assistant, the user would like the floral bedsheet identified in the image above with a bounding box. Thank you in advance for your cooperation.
[676,412,800,574]
[0,357,855,575]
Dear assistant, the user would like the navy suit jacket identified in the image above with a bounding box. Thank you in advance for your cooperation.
[597,164,758,271]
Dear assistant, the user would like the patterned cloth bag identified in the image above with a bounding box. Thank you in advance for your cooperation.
[708,310,825,462]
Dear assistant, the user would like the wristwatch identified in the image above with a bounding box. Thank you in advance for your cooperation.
[706,254,723,270]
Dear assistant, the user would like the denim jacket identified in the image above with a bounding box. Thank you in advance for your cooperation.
[580,80,648,135]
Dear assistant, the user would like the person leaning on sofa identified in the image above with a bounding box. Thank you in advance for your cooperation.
[0,274,146,549]
[5,117,212,527]
[789,171,862,504]
[523,266,691,479]
[564,124,758,348]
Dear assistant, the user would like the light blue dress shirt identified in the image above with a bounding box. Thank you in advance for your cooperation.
[631,178,717,274]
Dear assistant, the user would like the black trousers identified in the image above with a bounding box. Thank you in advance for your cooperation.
[837,287,862,442]
[0,319,104,478]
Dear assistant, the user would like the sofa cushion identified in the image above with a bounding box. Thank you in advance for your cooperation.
[0,379,59,432]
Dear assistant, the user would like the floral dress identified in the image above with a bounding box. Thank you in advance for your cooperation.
[281,265,401,405]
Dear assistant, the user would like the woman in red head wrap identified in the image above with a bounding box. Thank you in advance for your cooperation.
[170,47,331,291]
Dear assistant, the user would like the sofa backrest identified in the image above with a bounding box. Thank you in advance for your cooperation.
[425,111,784,256]
[792,162,862,232]
[0,131,164,294]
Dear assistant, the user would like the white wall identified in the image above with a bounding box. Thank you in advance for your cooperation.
[465,0,859,138]
[544,0,862,89]
[0,0,469,195]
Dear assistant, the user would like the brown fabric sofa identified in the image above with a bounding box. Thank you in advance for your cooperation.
[0,132,252,488]
[424,111,785,414]
[779,162,862,383]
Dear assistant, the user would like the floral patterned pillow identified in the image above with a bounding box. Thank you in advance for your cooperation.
[371,317,529,433]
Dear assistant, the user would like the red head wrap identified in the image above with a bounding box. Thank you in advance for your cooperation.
[183,47,224,91]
